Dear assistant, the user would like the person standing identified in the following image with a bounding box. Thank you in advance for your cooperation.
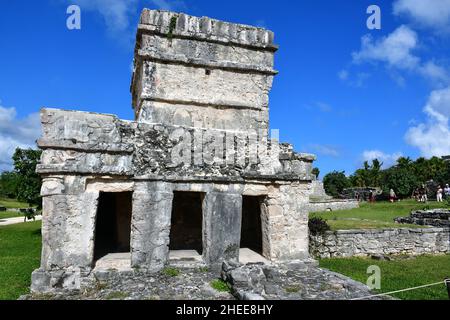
[445,184,450,199]
[389,189,397,203]
[437,185,444,202]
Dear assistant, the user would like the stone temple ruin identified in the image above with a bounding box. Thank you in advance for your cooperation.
[31,9,318,292]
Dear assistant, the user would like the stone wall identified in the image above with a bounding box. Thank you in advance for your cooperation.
[310,228,450,259]
[308,200,359,213]
[395,210,450,228]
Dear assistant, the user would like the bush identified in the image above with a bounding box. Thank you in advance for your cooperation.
[308,217,331,235]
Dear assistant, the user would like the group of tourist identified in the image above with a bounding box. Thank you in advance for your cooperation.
[436,184,450,202]
[410,184,450,203]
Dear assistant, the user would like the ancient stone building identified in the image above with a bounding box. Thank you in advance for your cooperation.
[31,9,316,292]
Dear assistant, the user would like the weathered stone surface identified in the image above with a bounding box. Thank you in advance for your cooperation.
[310,228,450,259]
[25,261,390,300]
[32,9,318,294]
[395,209,450,228]
[308,199,359,213]
[221,261,391,300]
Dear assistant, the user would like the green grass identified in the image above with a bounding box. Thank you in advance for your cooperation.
[210,279,231,293]
[0,221,42,300]
[162,267,180,277]
[0,197,31,209]
[310,200,446,230]
[320,255,450,300]
[0,210,24,219]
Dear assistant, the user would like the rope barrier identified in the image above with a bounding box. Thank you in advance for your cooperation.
[351,280,447,300]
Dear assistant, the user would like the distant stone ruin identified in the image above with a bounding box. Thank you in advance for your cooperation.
[31,10,319,293]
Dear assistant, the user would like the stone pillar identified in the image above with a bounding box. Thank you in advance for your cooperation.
[265,183,310,261]
[131,181,173,272]
[203,190,242,268]
[32,176,98,293]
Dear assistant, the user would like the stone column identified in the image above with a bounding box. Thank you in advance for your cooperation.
[32,176,98,293]
[130,181,173,272]
[203,190,242,268]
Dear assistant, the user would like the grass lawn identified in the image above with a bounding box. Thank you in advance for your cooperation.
[0,197,31,209]
[0,221,42,300]
[0,211,23,219]
[310,200,447,230]
[320,255,450,300]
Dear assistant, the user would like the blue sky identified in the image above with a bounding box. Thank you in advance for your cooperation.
[1,0,450,177]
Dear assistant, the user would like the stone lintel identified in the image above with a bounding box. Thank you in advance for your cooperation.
[136,50,278,75]
[137,96,267,112]
[37,139,134,154]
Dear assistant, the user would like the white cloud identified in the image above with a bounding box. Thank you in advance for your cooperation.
[352,25,420,70]
[406,86,450,156]
[362,150,403,168]
[352,25,449,84]
[338,70,349,81]
[419,61,449,83]
[308,144,340,157]
[0,104,41,172]
[305,101,332,113]
[393,0,450,32]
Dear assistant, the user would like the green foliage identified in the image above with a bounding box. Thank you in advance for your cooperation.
[199,266,209,273]
[382,166,419,198]
[343,156,450,199]
[163,267,180,277]
[308,217,331,235]
[349,159,383,188]
[0,172,19,198]
[12,148,42,208]
[285,285,301,293]
[323,171,350,197]
[105,291,129,300]
[167,16,178,40]
[210,279,231,293]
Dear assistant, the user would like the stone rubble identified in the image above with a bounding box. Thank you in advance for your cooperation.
[23,262,389,300]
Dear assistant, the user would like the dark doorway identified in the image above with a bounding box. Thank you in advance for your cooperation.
[94,192,132,260]
[169,192,204,254]
[241,196,263,254]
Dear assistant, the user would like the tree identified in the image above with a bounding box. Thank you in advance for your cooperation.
[312,167,320,180]
[0,171,20,198]
[12,148,42,208]
[382,167,419,198]
[349,159,383,188]
[323,171,350,198]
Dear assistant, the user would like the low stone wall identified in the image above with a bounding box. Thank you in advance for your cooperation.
[395,209,450,228]
[309,200,359,213]
[310,228,450,259]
